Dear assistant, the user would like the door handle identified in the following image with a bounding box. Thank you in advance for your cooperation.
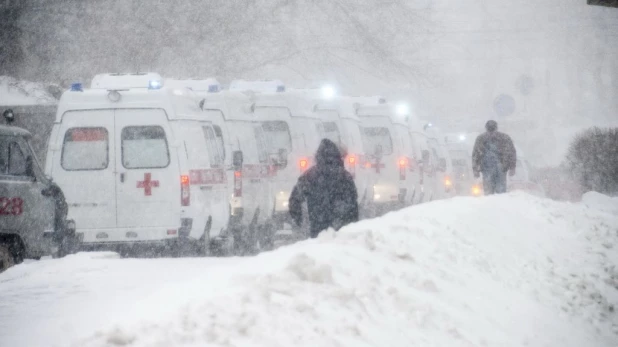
[120,173,125,183]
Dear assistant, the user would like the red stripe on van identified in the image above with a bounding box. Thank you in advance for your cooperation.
[70,128,107,141]
[189,169,227,185]
[243,164,276,179]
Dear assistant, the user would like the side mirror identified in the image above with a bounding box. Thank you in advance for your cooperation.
[438,158,447,172]
[276,148,289,168]
[232,150,243,170]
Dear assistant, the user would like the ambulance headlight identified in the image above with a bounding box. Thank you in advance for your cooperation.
[459,134,466,141]
[396,103,409,116]
[148,80,162,90]
[321,85,336,99]
[108,90,122,103]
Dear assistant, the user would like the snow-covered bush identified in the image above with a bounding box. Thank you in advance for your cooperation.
[566,127,618,196]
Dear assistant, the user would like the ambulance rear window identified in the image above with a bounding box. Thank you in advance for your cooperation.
[261,121,292,153]
[361,127,393,156]
[121,126,170,169]
[61,128,109,171]
[320,122,341,145]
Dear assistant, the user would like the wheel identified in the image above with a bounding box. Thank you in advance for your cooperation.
[0,244,15,273]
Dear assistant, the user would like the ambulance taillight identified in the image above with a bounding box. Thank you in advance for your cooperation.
[399,158,407,180]
[299,158,309,173]
[181,175,190,206]
[234,171,242,197]
[347,155,357,178]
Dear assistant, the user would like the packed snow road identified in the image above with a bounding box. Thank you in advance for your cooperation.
[1,192,617,347]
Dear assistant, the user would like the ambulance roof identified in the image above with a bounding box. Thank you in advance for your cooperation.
[55,85,203,122]
[165,78,221,93]
[229,79,285,93]
[0,125,31,138]
[90,72,163,90]
[200,90,258,122]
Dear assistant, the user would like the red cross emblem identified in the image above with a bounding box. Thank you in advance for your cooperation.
[371,159,385,173]
[137,173,159,196]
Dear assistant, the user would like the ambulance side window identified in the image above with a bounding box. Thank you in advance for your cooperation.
[0,138,28,177]
[121,126,170,169]
[61,127,109,171]
[253,124,269,164]
[7,142,27,176]
[201,126,223,168]
[212,125,226,161]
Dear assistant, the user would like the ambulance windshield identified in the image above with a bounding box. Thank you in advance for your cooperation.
[361,127,393,156]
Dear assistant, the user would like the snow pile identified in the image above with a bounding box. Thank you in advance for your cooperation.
[0,76,60,106]
[1,192,617,347]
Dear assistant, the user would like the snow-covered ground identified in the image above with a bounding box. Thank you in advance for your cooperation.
[0,76,59,106]
[0,192,617,347]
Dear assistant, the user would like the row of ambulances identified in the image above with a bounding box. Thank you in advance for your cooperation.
[43,73,458,255]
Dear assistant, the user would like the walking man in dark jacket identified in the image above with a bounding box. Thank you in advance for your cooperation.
[289,139,359,238]
[472,120,517,195]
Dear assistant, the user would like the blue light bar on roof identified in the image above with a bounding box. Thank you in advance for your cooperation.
[276,85,285,92]
[208,84,220,93]
[70,83,83,92]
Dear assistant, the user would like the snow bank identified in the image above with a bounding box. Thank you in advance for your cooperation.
[0,76,60,106]
[0,192,617,347]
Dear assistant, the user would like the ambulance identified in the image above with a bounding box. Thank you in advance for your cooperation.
[407,117,433,203]
[1,110,77,272]
[45,73,229,255]
[167,78,278,252]
[423,124,455,201]
[229,80,326,238]
[354,98,415,215]
[444,133,476,196]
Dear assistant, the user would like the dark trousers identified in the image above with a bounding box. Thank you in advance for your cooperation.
[482,168,507,195]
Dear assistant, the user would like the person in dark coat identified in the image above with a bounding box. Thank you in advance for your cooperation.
[289,138,359,238]
[472,120,517,195]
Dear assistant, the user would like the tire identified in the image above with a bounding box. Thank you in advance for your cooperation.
[0,244,15,273]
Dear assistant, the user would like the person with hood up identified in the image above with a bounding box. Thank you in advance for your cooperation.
[472,120,517,195]
[289,138,359,238]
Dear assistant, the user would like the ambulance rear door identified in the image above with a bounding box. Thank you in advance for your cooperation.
[114,109,180,229]
[51,110,117,230]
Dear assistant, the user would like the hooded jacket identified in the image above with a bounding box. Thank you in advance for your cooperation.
[289,139,359,237]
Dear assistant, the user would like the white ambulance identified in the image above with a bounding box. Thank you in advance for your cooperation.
[406,118,431,203]
[444,133,477,196]
[423,124,456,201]
[169,78,277,252]
[354,98,415,215]
[229,80,325,237]
[45,73,229,255]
